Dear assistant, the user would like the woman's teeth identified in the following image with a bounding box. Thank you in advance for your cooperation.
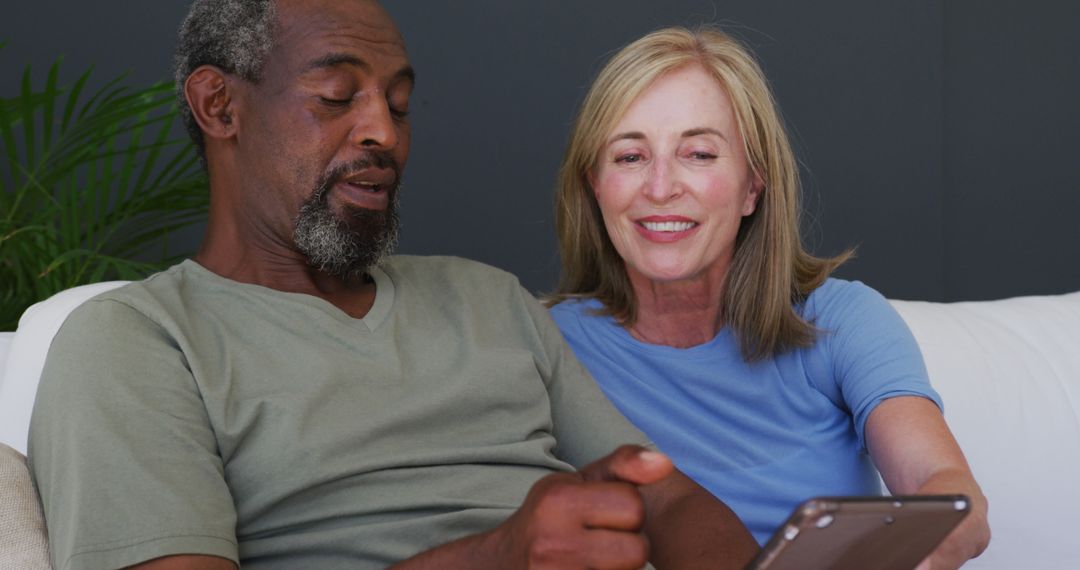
[641,220,696,232]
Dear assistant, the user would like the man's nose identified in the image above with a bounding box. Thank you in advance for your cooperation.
[643,157,681,203]
[348,96,399,150]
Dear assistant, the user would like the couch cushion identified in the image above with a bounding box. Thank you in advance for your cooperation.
[0,443,51,569]
[891,292,1080,570]
[0,282,128,454]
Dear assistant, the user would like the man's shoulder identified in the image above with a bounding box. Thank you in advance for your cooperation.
[96,260,188,296]
[61,261,213,336]
[384,255,522,291]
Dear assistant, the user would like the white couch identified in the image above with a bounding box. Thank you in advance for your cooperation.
[2,282,1079,569]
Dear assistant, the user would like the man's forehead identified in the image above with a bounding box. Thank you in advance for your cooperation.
[273,0,408,68]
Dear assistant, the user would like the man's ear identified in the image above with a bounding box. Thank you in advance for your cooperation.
[184,65,239,142]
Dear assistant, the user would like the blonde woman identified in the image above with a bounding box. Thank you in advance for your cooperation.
[547,26,990,569]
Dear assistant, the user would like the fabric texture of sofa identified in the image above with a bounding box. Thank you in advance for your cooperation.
[1,281,1078,569]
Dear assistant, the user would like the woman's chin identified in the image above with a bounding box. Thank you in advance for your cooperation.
[628,262,701,285]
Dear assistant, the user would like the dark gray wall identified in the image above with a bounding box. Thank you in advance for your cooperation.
[4,1,1077,301]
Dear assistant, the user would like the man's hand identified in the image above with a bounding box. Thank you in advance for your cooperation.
[495,445,673,568]
[393,444,755,569]
[391,445,675,569]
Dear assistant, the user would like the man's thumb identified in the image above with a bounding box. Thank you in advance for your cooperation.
[581,445,674,485]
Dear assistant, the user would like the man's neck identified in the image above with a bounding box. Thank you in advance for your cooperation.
[194,205,379,320]
[195,247,380,320]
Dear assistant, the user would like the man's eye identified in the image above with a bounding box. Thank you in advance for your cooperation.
[390,107,410,119]
[319,96,352,107]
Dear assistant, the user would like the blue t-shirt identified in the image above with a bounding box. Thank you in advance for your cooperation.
[550,279,942,545]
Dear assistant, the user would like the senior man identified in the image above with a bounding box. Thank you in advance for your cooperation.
[28,1,756,568]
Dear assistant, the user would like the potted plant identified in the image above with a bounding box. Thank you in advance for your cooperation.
[1,54,209,330]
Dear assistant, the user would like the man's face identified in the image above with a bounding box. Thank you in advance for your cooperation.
[232,0,414,278]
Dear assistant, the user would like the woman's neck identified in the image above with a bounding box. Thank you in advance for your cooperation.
[626,264,728,348]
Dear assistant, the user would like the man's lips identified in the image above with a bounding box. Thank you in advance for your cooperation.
[634,215,699,242]
[340,167,397,188]
[331,168,396,210]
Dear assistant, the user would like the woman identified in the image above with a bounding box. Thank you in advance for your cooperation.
[547,26,990,568]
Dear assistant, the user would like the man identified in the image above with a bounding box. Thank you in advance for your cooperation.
[29,1,757,568]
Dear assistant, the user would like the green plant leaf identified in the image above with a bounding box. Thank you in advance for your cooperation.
[2,58,208,331]
[60,68,92,132]
[19,65,37,168]
[41,59,60,150]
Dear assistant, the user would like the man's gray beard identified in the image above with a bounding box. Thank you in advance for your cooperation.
[293,189,400,281]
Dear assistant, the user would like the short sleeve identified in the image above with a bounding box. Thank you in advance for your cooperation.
[517,289,651,469]
[28,299,238,570]
[806,281,944,451]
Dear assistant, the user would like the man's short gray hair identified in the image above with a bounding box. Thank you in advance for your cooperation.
[174,0,278,162]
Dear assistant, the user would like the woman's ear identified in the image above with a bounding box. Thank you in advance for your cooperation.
[184,65,238,142]
[742,173,765,216]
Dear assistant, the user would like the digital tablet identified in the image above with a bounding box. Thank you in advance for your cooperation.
[744,495,970,570]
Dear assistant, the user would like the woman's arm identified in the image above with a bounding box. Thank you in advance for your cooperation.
[865,396,991,570]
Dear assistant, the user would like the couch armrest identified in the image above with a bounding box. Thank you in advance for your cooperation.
[0,282,129,454]
[0,443,51,569]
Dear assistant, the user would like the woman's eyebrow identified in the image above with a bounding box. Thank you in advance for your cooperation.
[608,131,646,144]
[682,127,727,141]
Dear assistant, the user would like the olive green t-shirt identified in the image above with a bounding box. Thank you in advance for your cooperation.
[29,256,649,570]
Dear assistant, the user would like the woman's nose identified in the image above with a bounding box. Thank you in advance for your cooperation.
[643,157,681,203]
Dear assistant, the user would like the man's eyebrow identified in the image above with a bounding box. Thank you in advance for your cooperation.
[302,53,417,85]
[396,65,417,85]
[304,52,370,73]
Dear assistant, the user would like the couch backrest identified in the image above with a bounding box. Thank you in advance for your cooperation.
[0,282,128,454]
[0,333,12,389]
[890,292,1080,569]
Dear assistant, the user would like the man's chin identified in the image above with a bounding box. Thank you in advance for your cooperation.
[294,184,400,279]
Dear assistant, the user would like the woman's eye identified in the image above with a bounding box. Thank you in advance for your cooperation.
[615,153,643,164]
[689,151,717,160]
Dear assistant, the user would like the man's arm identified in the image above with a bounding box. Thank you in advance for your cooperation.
[121,450,755,570]
[392,446,757,569]
[126,555,236,570]
[639,464,759,568]
[29,300,239,569]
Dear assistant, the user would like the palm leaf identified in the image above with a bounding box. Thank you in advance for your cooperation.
[1,58,208,331]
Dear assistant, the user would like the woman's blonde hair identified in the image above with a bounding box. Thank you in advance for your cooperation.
[548,26,851,361]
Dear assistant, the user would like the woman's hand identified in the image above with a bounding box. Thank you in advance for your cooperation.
[914,491,991,570]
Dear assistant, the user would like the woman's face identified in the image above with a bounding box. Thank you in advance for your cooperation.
[592,64,763,285]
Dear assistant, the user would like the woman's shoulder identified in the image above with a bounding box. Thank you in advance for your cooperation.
[548,296,604,316]
[548,297,605,329]
[803,278,894,324]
